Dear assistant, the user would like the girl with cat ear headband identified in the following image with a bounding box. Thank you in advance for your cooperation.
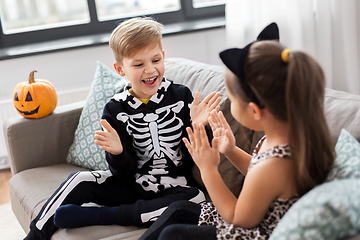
[140,22,334,240]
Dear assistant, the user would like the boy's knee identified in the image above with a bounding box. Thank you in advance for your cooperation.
[169,200,200,213]
[54,204,72,228]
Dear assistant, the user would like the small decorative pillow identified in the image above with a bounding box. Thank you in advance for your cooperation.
[66,61,127,170]
[327,128,360,181]
[269,179,360,240]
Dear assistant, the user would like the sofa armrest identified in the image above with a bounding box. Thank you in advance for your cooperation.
[3,101,85,174]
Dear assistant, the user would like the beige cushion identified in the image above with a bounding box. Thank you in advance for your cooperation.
[324,88,360,142]
[9,164,145,240]
[165,58,253,197]
[9,164,88,233]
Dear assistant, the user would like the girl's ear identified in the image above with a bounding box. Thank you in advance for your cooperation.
[248,102,262,121]
[113,62,125,76]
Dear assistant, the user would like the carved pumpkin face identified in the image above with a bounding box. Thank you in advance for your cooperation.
[13,70,57,119]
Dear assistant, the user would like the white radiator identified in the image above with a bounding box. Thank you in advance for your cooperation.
[0,87,90,167]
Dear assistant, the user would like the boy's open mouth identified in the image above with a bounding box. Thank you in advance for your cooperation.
[142,76,158,87]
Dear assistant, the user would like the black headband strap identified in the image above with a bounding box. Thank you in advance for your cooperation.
[219,22,280,108]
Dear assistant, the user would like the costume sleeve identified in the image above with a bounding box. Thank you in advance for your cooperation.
[183,87,194,129]
[101,100,137,181]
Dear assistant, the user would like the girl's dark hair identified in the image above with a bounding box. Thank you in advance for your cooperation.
[229,40,335,196]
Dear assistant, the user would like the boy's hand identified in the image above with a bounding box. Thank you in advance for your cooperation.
[94,119,123,155]
[183,122,220,173]
[190,91,221,126]
[208,110,236,155]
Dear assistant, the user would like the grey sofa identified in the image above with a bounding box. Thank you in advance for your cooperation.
[4,58,360,240]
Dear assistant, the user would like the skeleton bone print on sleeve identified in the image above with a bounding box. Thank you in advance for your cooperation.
[117,100,188,192]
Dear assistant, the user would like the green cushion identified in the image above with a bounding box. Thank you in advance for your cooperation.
[66,61,127,170]
[327,128,360,181]
[270,179,360,240]
[270,129,360,240]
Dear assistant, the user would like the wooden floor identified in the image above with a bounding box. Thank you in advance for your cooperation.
[0,168,12,205]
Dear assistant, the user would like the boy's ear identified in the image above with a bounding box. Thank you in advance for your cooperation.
[113,62,125,76]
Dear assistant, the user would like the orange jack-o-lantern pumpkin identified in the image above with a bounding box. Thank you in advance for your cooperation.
[13,70,57,119]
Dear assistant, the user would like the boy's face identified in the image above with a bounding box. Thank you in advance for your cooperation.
[114,43,165,100]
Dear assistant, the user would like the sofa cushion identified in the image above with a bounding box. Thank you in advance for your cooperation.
[9,164,144,240]
[9,164,88,232]
[164,58,253,197]
[327,129,360,181]
[324,88,360,143]
[66,61,127,170]
[269,179,360,240]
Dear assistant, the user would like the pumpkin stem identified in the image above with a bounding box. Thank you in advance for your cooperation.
[29,70,37,84]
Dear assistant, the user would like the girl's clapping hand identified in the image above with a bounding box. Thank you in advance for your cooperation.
[183,122,220,173]
[208,110,236,156]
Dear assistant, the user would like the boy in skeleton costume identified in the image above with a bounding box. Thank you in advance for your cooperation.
[24,17,221,240]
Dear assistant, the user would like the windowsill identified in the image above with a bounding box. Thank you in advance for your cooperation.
[0,16,225,61]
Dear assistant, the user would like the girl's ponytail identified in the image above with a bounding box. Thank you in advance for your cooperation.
[244,41,334,196]
[286,51,335,195]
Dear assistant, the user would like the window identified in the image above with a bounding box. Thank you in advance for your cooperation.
[0,0,90,34]
[193,0,226,8]
[0,0,225,55]
[95,0,181,22]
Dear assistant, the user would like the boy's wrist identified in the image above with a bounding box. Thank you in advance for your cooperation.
[109,148,124,156]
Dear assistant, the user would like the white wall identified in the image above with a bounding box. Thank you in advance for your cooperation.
[0,28,226,102]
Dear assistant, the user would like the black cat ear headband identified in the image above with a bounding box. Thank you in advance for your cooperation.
[220,22,286,108]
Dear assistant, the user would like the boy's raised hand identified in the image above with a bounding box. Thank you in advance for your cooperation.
[208,110,236,155]
[190,91,221,126]
[94,119,123,155]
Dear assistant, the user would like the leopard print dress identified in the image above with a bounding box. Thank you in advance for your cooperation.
[198,136,299,240]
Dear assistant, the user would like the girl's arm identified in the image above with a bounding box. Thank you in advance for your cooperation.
[183,123,238,220]
[231,158,290,228]
[184,123,292,228]
[223,144,252,176]
[209,110,251,175]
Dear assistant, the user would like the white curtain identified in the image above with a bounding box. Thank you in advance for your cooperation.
[225,0,360,95]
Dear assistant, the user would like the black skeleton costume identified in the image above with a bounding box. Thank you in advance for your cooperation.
[25,77,205,240]
[105,77,196,192]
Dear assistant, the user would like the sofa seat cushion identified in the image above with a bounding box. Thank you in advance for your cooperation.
[9,164,88,232]
[9,164,144,239]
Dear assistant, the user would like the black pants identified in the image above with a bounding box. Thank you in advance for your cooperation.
[140,200,216,240]
[25,170,205,240]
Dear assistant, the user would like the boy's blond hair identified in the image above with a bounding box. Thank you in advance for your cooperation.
[109,17,163,63]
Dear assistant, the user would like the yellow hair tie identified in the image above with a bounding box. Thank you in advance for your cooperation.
[281,48,291,63]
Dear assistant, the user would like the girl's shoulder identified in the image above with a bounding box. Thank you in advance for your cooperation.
[249,136,291,172]
[244,154,297,203]
[235,153,297,228]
